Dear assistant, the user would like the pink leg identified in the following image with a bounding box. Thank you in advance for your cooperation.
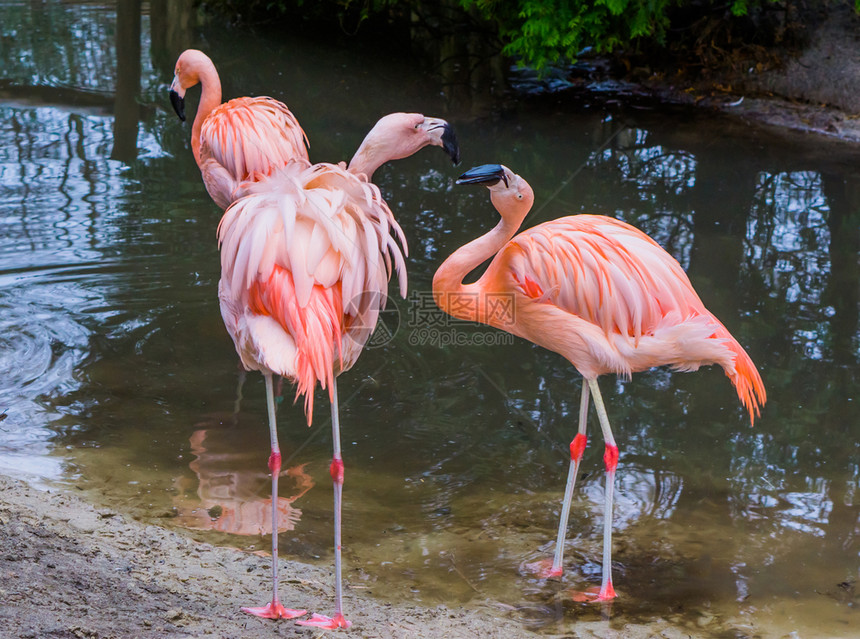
[598,442,618,600]
[587,378,618,601]
[527,383,590,579]
[242,373,307,620]
[296,377,351,629]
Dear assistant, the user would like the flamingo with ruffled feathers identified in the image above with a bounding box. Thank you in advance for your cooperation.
[433,164,766,601]
[217,115,458,627]
[168,49,309,209]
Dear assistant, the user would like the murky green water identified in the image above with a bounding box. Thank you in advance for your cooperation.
[1,2,857,636]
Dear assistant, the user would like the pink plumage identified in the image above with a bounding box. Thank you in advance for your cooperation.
[214,114,458,627]
[218,162,407,424]
[434,163,765,601]
[169,49,309,209]
[500,215,765,420]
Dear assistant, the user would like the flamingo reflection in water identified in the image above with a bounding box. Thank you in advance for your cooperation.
[172,417,313,537]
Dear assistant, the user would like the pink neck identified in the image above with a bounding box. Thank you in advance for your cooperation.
[432,217,520,323]
[346,141,384,179]
[190,62,222,166]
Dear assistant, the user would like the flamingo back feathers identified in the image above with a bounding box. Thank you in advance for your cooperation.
[247,267,343,423]
[201,97,309,185]
[507,216,704,340]
[218,162,407,424]
[502,215,765,423]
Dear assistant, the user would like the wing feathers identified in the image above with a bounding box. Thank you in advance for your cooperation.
[509,215,706,340]
[218,162,408,423]
[199,97,310,209]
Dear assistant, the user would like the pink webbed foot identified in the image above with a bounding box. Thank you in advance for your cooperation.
[241,601,307,619]
[569,582,617,602]
[522,558,563,579]
[295,612,352,629]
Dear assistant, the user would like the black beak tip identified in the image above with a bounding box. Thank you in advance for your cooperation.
[442,125,461,166]
[455,163,506,187]
[169,89,186,122]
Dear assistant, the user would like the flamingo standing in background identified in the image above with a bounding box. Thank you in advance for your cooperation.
[168,49,309,209]
[433,164,766,601]
[217,117,459,627]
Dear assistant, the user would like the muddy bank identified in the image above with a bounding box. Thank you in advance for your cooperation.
[0,475,523,638]
[0,475,707,638]
[643,2,860,144]
[528,1,860,145]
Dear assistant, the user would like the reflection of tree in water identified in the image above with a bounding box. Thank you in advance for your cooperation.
[173,414,314,536]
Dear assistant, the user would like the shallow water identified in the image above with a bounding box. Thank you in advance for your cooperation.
[0,2,857,637]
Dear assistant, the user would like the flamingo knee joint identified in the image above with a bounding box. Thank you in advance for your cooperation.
[570,433,587,462]
[603,444,619,473]
[330,457,344,484]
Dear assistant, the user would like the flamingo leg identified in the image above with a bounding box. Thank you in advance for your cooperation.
[526,382,591,579]
[586,378,618,601]
[549,381,591,576]
[297,376,352,629]
[241,373,307,620]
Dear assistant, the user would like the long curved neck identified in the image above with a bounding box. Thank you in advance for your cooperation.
[433,216,520,324]
[190,62,222,166]
[346,137,386,180]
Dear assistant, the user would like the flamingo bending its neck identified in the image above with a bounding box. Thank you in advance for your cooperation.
[433,164,766,601]
[347,112,460,179]
[217,123,459,627]
[169,49,309,209]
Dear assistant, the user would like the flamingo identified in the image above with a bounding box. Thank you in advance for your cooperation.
[168,49,309,209]
[216,123,459,627]
[433,164,766,601]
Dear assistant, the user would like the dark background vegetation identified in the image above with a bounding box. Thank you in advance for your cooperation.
[197,0,850,90]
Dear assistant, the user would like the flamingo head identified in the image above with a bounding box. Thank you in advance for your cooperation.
[349,113,460,177]
[456,164,534,222]
[169,49,213,122]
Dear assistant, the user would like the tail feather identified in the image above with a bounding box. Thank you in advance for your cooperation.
[712,321,766,426]
[291,286,343,425]
[248,266,343,425]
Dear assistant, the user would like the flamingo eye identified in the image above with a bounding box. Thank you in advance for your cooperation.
[516,193,523,200]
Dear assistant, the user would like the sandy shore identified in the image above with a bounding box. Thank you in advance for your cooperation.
[0,475,541,638]
[2,474,716,639]
[1,473,740,638]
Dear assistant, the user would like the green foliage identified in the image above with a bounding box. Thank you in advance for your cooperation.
[461,0,676,70]
[461,0,790,71]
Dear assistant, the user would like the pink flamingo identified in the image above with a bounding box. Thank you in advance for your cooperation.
[433,164,766,601]
[168,49,309,209]
[217,120,459,627]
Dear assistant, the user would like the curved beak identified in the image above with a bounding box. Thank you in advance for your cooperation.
[455,164,508,187]
[440,122,460,165]
[422,118,460,165]
[169,88,186,122]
